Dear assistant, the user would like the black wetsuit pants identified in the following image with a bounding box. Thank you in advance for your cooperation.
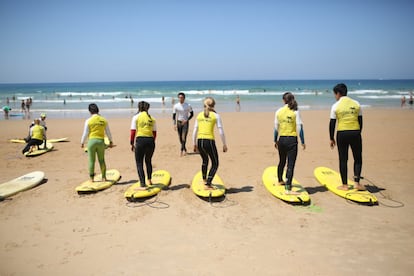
[177,120,189,152]
[277,136,298,190]
[22,139,43,154]
[337,130,362,184]
[198,139,219,185]
[135,137,155,187]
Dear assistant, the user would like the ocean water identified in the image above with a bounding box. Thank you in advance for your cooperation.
[1,79,413,120]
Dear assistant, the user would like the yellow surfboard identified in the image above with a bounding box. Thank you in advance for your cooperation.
[191,171,226,198]
[76,169,121,193]
[24,142,54,157]
[314,166,377,204]
[11,137,68,143]
[124,170,171,199]
[0,171,45,200]
[262,166,310,204]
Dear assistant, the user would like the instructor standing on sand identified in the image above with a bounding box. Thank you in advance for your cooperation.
[81,103,113,182]
[172,92,193,156]
[329,83,365,191]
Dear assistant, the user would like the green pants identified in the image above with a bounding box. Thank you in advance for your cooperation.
[88,138,106,179]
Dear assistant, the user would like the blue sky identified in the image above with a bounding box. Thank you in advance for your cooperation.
[1,0,413,83]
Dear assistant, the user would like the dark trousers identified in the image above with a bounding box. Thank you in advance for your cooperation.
[135,137,155,186]
[22,139,43,154]
[177,121,189,152]
[337,130,362,184]
[277,136,298,189]
[197,139,219,184]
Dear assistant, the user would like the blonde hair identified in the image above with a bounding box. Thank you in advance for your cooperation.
[203,97,216,117]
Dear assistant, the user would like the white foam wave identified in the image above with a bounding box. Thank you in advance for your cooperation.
[349,90,387,95]
[180,90,250,95]
[56,91,124,97]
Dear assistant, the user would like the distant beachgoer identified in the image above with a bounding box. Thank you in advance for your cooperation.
[329,83,365,191]
[130,96,134,108]
[409,92,413,109]
[173,92,194,156]
[2,105,11,119]
[81,103,113,182]
[162,96,165,107]
[21,100,26,113]
[22,119,46,154]
[236,95,241,112]
[63,99,66,105]
[192,97,227,190]
[401,96,406,108]
[26,99,31,113]
[274,92,305,195]
[6,97,9,105]
[130,101,157,189]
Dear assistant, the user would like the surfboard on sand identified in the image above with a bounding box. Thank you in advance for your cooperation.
[0,171,45,200]
[24,142,54,157]
[262,166,310,204]
[124,170,171,200]
[76,169,121,194]
[191,171,226,198]
[11,137,69,143]
[314,166,377,204]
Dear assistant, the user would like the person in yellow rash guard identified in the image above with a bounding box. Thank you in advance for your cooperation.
[22,119,46,154]
[192,97,228,190]
[81,103,113,182]
[329,83,365,191]
[274,92,306,195]
[130,101,157,189]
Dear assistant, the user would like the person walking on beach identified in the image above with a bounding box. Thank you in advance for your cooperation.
[329,83,365,191]
[130,101,157,189]
[22,119,46,154]
[274,92,306,195]
[173,92,194,156]
[81,103,113,182]
[192,97,228,190]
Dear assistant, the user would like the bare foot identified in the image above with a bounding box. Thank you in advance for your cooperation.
[278,181,285,185]
[337,185,349,191]
[204,184,215,190]
[285,190,300,195]
[136,186,147,191]
[354,184,366,191]
[147,180,153,186]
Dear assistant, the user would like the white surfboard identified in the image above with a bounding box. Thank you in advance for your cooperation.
[0,171,45,200]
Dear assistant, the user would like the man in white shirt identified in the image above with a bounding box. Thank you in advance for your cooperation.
[172,92,194,156]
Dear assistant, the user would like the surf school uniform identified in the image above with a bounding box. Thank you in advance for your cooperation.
[22,124,45,154]
[173,102,194,152]
[130,112,157,186]
[192,111,227,184]
[274,105,305,190]
[81,114,113,178]
[330,96,362,185]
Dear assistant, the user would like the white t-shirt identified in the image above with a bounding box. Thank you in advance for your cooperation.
[173,102,193,121]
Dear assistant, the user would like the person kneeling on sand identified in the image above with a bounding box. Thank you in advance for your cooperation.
[22,119,46,154]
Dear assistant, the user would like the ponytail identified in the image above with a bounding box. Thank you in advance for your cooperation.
[138,101,152,118]
[282,92,298,111]
[203,97,216,118]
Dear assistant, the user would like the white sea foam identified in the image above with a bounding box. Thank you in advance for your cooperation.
[349,90,387,95]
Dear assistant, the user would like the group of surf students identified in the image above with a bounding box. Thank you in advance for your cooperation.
[81,83,365,193]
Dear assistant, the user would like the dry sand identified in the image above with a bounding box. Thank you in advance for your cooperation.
[0,109,413,275]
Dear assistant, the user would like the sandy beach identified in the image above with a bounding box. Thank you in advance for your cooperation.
[0,108,413,275]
